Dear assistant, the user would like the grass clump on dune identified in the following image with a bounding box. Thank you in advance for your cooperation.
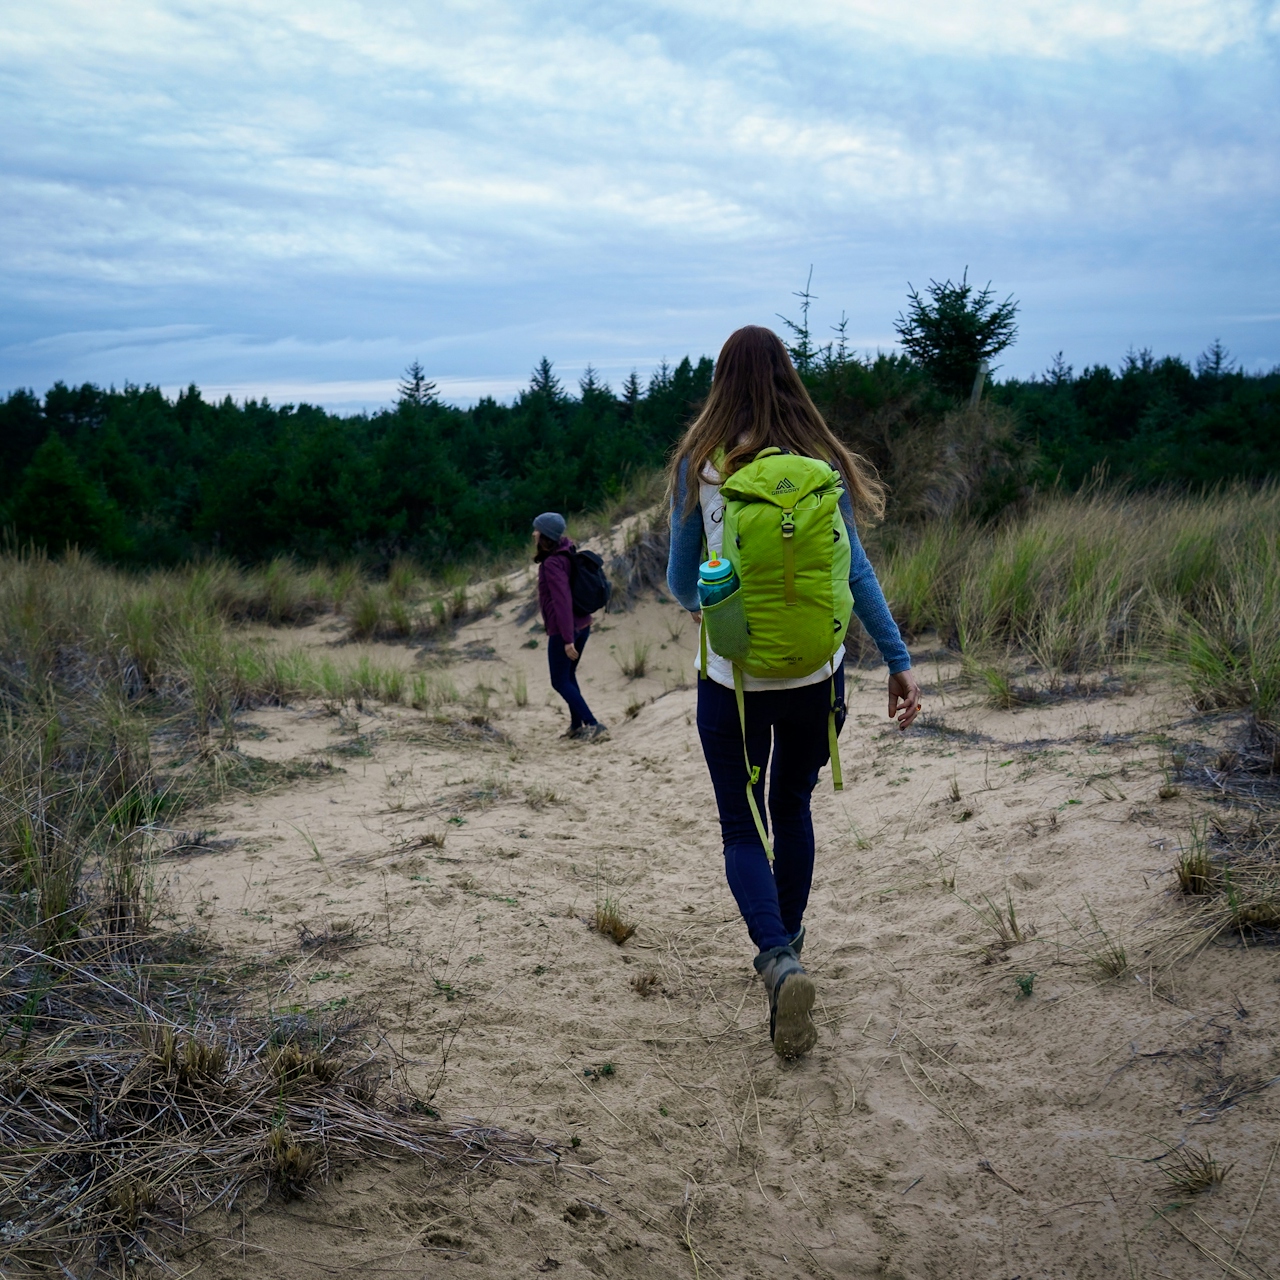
[876,484,1280,718]
[592,895,637,945]
[0,551,560,1276]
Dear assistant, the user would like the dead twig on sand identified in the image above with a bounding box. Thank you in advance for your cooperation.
[558,1058,638,1135]
[899,1053,979,1148]
[978,1158,1024,1194]
[680,1179,717,1280]
[1149,1207,1255,1280]
[1185,1211,1276,1280]
[1227,1134,1280,1274]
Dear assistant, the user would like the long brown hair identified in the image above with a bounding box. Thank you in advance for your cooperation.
[666,325,885,520]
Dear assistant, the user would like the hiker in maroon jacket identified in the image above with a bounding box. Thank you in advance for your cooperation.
[533,512,608,741]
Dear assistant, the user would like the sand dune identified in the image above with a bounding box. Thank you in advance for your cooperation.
[165,559,1280,1279]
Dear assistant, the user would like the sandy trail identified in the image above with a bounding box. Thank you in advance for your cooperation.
[164,572,1280,1279]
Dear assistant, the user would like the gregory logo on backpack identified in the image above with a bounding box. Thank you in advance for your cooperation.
[773,476,798,494]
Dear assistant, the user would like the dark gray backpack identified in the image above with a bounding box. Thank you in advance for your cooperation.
[568,548,611,614]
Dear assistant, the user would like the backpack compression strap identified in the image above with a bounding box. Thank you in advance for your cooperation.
[732,665,775,862]
[781,507,797,605]
[828,663,844,792]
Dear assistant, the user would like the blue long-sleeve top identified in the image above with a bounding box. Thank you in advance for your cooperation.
[666,458,912,675]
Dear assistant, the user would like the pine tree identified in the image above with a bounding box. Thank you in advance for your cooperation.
[1196,339,1234,379]
[7,434,130,556]
[777,266,818,373]
[1045,352,1073,385]
[830,312,850,365]
[530,358,562,400]
[894,269,1019,400]
[397,361,437,407]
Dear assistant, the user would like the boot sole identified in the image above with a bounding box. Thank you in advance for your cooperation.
[772,972,818,1058]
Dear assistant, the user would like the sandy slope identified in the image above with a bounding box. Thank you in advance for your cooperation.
[162,562,1280,1279]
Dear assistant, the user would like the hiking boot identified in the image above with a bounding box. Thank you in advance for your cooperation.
[560,725,584,739]
[753,945,817,1059]
[578,723,609,742]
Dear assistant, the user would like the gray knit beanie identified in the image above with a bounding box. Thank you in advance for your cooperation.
[532,511,567,541]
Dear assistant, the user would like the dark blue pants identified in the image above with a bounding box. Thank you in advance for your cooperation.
[696,670,845,952]
[547,627,597,729]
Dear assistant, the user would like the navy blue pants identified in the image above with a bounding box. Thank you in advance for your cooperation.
[697,670,845,952]
[548,627,597,729]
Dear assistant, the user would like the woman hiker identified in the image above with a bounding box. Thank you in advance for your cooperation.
[666,325,920,1059]
[533,512,608,741]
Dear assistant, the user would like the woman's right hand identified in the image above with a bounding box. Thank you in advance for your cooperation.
[689,610,702,624]
[889,669,921,731]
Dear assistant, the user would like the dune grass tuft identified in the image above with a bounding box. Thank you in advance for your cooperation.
[615,637,653,680]
[1175,821,1215,895]
[961,888,1026,953]
[524,784,559,810]
[1063,899,1129,979]
[593,895,637,945]
[630,969,662,998]
[1157,1144,1231,1196]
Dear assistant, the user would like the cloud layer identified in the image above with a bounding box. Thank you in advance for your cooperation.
[2,0,1277,405]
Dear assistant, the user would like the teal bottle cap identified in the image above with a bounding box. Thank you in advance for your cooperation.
[699,557,734,582]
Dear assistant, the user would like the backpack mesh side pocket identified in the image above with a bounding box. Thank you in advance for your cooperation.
[702,586,751,662]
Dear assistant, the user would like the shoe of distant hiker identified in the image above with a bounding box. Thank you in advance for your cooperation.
[578,723,609,742]
[560,725,583,739]
[754,944,817,1058]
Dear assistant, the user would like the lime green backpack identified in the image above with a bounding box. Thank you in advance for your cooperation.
[700,447,854,858]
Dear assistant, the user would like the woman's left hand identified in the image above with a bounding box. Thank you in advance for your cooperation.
[888,669,921,731]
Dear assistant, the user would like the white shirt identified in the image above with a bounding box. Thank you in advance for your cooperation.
[696,464,845,691]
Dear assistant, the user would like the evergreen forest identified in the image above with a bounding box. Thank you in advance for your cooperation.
[2,339,1277,569]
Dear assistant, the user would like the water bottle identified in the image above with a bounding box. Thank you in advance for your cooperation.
[697,557,738,608]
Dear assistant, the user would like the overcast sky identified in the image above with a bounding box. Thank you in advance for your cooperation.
[2,0,1277,410]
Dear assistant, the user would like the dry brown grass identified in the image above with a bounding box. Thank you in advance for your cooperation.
[1158,1144,1232,1196]
[630,969,662,998]
[1064,899,1129,979]
[606,509,670,611]
[524,784,560,810]
[593,896,637,945]
[298,917,366,956]
[961,888,1027,957]
[0,566,561,1276]
[1176,821,1215,895]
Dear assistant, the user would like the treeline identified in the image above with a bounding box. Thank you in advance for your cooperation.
[0,357,712,567]
[1,342,1277,567]
[996,344,1280,491]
